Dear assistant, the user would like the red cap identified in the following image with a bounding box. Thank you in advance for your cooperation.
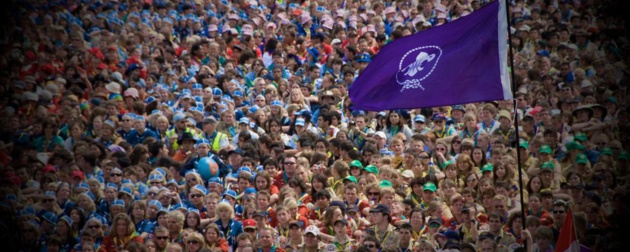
[43,165,57,174]
[71,170,85,180]
[243,219,257,228]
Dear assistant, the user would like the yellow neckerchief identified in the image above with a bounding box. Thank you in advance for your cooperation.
[497,126,513,143]
[410,193,421,206]
[331,178,343,191]
[461,222,475,242]
[412,226,426,240]
[374,224,391,243]
[334,235,352,251]
[279,224,290,237]
[113,231,139,248]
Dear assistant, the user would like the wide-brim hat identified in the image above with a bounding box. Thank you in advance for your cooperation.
[318,90,340,104]
[571,105,593,118]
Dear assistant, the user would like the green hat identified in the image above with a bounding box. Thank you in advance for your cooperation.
[600,147,613,156]
[541,161,555,171]
[364,165,379,175]
[379,180,393,188]
[619,151,629,161]
[349,160,363,169]
[343,175,358,183]
[575,154,588,164]
[481,163,493,173]
[565,141,585,151]
[539,145,552,154]
[423,182,437,192]
[518,139,529,149]
[574,133,588,142]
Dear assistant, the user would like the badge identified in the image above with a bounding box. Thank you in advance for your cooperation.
[326,244,336,251]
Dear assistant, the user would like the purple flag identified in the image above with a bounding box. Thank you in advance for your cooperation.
[349,0,511,111]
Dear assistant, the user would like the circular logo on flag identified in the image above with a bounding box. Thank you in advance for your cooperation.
[396,45,443,92]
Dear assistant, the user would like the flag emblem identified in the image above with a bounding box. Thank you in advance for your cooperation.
[397,45,443,91]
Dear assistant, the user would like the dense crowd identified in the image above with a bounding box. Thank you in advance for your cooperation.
[0,0,629,252]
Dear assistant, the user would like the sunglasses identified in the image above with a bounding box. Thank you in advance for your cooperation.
[368,192,380,196]
[553,210,565,214]
[284,162,296,165]
[365,244,376,248]
[88,225,101,229]
[110,173,122,177]
[187,178,197,183]
[429,223,441,228]
[453,141,462,144]
[190,194,203,198]
[156,236,168,240]
[436,148,446,151]
[187,240,200,245]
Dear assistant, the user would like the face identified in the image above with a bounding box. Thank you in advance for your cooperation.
[116,219,128,237]
[259,229,274,247]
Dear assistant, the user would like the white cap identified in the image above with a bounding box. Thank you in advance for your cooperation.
[374,131,386,139]
[331,39,341,45]
[402,170,415,179]
[305,225,319,236]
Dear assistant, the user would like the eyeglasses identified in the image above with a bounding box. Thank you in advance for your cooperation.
[365,244,376,248]
[368,192,380,196]
[190,194,203,198]
[187,178,197,183]
[284,162,296,165]
[436,148,446,151]
[187,240,200,245]
[110,173,122,177]
[148,192,157,196]
[453,141,462,144]
[88,225,101,229]
[553,210,565,214]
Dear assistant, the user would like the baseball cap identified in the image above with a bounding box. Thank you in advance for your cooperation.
[481,163,493,173]
[369,204,391,216]
[374,131,386,139]
[575,153,588,164]
[305,225,319,236]
[541,161,555,171]
[423,182,437,192]
[363,165,379,175]
[243,219,257,229]
[349,160,363,169]
[539,145,552,154]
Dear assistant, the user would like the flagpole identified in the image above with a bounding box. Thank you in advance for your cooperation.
[502,0,528,249]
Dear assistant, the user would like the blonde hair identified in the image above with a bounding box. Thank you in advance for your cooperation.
[186,232,206,250]
[216,201,235,219]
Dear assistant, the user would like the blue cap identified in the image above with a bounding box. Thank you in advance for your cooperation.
[208,177,222,185]
[155,167,167,177]
[43,190,56,198]
[244,187,257,194]
[148,200,162,208]
[149,173,164,181]
[105,182,118,190]
[270,100,283,107]
[295,118,306,126]
[112,199,125,208]
[173,112,187,122]
[248,105,259,114]
[157,207,169,214]
[356,53,371,63]
[41,211,58,224]
[239,117,250,124]
[83,191,95,201]
[223,189,238,199]
[413,115,426,123]
[191,184,209,195]
[118,187,133,197]
[213,87,223,96]
[237,166,252,174]
[20,206,36,217]
[170,203,187,211]
[187,208,200,215]
[75,182,90,190]
[59,215,73,226]
[233,90,244,98]
[431,113,447,121]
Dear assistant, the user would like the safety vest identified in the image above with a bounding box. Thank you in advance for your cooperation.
[206,131,228,152]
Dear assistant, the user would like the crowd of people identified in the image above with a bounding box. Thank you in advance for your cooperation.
[0,0,629,251]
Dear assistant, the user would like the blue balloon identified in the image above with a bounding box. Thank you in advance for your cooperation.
[197,157,219,181]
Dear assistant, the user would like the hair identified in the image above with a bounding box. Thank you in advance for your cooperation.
[186,232,206,250]
[216,201,235,219]
[109,213,136,238]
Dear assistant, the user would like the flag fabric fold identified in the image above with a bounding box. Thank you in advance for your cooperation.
[348,0,511,111]
[555,209,579,252]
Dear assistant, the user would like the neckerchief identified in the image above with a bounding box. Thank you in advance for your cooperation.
[412,225,426,240]
[481,120,495,133]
